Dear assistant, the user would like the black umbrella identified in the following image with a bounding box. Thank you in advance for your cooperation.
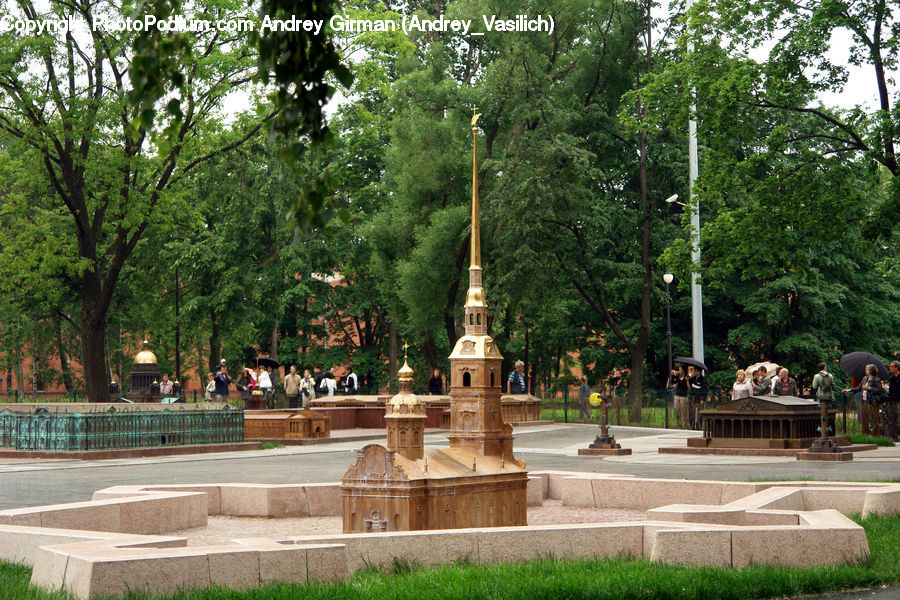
[674,356,708,371]
[839,352,889,380]
[255,356,280,370]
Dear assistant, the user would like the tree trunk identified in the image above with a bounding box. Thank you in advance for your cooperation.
[269,315,279,362]
[627,0,655,424]
[55,318,74,391]
[80,303,110,403]
[208,309,221,371]
[388,320,397,389]
[421,333,439,372]
[13,335,25,396]
[523,324,530,393]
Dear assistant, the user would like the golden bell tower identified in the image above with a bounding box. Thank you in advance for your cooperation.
[447,108,523,468]
[385,345,426,460]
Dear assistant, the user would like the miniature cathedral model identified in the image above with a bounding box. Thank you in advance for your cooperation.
[385,350,426,460]
[341,107,528,533]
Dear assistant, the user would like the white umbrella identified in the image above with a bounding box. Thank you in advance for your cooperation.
[746,362,779,376]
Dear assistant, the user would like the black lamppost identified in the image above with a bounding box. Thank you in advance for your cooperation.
[663,272,674,428]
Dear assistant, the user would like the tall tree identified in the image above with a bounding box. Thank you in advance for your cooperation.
[0,0,266,400]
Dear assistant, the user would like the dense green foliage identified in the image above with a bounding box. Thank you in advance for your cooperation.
[0,0,897,397]
[1,514,899,600]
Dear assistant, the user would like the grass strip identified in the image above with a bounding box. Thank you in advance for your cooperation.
[849,434,895,447]
[2,515,898,600]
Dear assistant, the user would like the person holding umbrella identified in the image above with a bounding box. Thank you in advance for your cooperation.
[258,366,273,409]
[844,364,885,435]
[688,366,708,430]
[886,361,900,440]
[670,365,690,429]
[840,353,890,435]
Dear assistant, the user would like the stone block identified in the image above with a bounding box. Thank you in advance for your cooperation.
[118,493,206,534]
[0,525,120,566]
[305,484,342,516]
[648,505,747,526]
[306,543,349,582]
[0,509,42,527]
[153,485,222,515]
[476,524,642,564]
[545,471,586,500]
[40,502,121,533]
[527,476,544,507]
[209,549,260,590]
[295,531,477,573]
[799,489,868,515]
[29,546,71,591]
[561,477,596,507]
[862,487,900,518]
[720,483,765,504]
[220,484,270,516]
[268,486,309,518]
[797,451,852,461]
[91,486,145,501]
[739,488,805,511]
[649,528,732,567]
[732,519,867,568]
[743,510,799,526]
[577,447,631,456]
[259,545,309,584]
[84,552,211,599]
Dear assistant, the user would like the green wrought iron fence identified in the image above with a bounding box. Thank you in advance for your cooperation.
[0,404,243,451]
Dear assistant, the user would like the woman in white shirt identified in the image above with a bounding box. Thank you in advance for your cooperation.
[204,373,216,401]
[732,370,754,399]
[324,376,337,396]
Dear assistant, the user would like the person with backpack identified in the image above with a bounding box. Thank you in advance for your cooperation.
[812,362,834,403]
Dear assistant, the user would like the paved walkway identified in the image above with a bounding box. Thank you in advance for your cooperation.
[1,423,897,510]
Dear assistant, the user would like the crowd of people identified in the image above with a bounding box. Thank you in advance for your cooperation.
[729,361,900,440]
[203,360,359,409]
[668,365,709,430]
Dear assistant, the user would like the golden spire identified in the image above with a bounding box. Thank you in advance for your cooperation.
[463,104,487,317]
[470,105,481,269]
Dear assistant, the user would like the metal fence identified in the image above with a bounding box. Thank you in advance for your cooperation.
[0,405,244,451]
[539,387,869,436]
[0,389,219,404]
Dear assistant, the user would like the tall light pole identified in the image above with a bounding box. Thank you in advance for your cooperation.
[666,192,703,364]
[685,0,704,365]
[663,272,674,429]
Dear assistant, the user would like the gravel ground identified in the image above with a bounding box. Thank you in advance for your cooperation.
[173,500,648,545]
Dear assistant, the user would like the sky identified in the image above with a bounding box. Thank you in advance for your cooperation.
[218,3,886,121]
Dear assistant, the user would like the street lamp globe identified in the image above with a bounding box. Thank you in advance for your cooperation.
[663,272,674,285]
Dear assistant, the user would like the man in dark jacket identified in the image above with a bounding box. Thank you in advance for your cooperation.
[885,361,899,440]
[771,368,799,396]
[214,365,231,402]
[688,367,708,430]
[508,360,527,394]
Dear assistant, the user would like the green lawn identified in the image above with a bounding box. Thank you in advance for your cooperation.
[541,405,672,428]
[2,514,898,600]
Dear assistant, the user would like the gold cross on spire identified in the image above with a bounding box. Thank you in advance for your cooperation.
[471,104,481,127]
[402,341,409,359]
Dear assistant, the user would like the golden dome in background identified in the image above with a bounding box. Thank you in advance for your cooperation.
[398,358,414,381]
[133,339,158,365]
